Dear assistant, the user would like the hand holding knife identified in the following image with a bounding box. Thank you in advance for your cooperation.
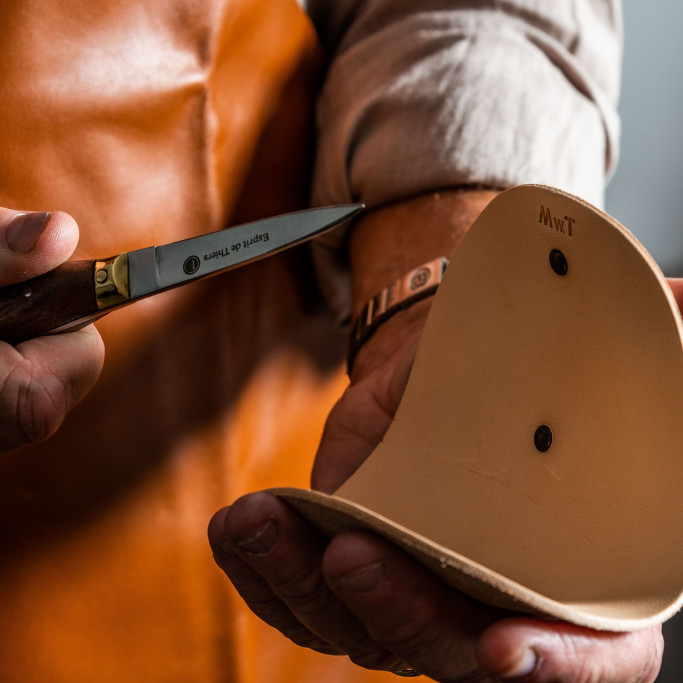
[0,204,362,345]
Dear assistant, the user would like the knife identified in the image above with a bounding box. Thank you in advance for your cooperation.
[0,204,362,345]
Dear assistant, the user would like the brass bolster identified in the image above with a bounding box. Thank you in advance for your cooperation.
[95,253,130,309]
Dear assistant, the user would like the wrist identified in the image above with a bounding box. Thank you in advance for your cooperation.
[348,188,499,375]
[349,295,434,384]
[348,256,447,373]
[349,189,499,319]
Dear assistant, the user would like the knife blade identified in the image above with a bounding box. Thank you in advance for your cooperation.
[0,204,362,345]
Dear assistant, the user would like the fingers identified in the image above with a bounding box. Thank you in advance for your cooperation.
[311,380,396,493]
[210,493,502,679]
[208,493,401,670]
[0,325,104,453]
[476,619,663,683]
[312,300,430,493]
[322,531,498,681]
[211,495,665,683]
[0,208,103,453]
[0,209,79,286]
[324,534,664,683]
[208,500,339,655]
[667,278,683,314]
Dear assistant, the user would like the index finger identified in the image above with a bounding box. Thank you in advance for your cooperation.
[322,531,502,680]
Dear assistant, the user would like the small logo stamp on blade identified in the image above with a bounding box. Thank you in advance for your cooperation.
[183,255,200,275]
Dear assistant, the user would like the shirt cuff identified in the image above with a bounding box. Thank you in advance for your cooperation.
[308,3,622,324]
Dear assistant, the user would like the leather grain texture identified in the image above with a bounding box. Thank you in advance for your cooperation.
[275,184,683,631]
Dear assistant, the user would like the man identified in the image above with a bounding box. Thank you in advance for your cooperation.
[0,0,665,680]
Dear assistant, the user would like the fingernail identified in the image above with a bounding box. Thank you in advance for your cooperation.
[208,508,239,557]
[234,519,279,555]
[6,212,51,253]
[499,648,538,679]
[335,560,385,593]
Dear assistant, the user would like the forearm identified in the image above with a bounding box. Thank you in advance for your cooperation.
[348,190,498,318]
[305,0,622,326]
[306,0,621,208]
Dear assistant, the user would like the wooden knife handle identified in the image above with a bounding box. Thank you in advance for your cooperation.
[0,260,100,345]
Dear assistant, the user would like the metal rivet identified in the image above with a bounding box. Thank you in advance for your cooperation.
[534,425,553,453]
[549,249,568,276]
[96,269,108,284]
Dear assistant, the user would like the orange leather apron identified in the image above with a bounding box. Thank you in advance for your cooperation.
[0,2,384,680]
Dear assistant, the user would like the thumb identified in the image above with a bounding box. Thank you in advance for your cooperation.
[668,277,683,314]
[0,209,79,286]
[476,618,663,683]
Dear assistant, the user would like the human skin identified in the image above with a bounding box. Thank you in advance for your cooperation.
[0,199,666,682]
[0,209,104,454]
[209,191,666,683]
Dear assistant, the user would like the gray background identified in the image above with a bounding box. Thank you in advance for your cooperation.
[604,1,683,679]
[606,0,683,275]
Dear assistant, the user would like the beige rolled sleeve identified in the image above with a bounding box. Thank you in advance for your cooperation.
[302,0,622,322]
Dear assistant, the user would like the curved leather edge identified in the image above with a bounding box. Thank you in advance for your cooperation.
[270,487,683,631]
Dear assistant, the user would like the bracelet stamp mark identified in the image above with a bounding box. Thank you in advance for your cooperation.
[409,266,432,291]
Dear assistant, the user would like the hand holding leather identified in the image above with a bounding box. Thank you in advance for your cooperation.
[209,297,664,682]
[0,208,104,453]
[209,192,666,682]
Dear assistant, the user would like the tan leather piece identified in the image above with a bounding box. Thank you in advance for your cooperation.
[275,185,683,631]
[0,1,386,681]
